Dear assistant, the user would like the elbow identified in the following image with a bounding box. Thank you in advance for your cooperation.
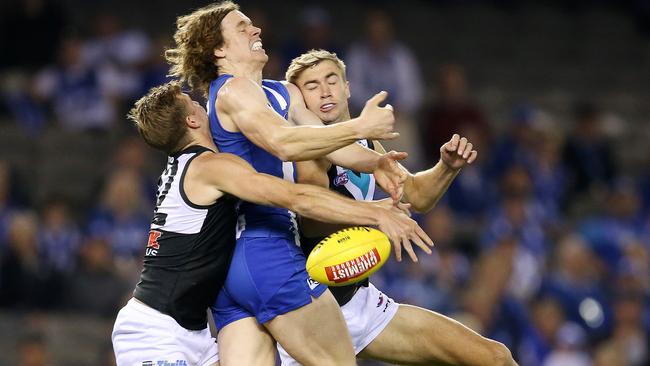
[266,137,291,161]
[267,132,298,162]
[290,190,316,217]
[273,145,293,162]
[278,147,302,162]
[291,191,309,213]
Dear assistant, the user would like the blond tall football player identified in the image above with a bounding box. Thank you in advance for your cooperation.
[165,2,434,365]
[112,82,432,366]
[281,49,519,366]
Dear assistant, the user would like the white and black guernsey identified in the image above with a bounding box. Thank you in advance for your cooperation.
[300,139,377,306]
[134,145,237,330]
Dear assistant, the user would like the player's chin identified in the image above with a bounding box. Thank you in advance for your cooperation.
[320,111,340,125]
[252,52,268,62]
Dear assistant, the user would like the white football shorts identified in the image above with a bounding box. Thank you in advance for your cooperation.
[112,298,219,366]
[277,282,399,365]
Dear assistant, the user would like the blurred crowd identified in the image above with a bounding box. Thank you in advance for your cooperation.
[1,0,649,365]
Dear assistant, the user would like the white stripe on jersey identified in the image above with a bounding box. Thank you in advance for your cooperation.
[282,156,300,239]
[150,153,208,234]
[262,85,288,110]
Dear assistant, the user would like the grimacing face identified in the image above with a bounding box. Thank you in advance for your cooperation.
[215,10,267,66]
[294,60,350,124]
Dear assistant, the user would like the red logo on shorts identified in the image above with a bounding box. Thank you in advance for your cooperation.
[147,230,162,250]
[324,249,380,283]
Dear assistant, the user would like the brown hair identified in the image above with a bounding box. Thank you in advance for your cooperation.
[166,1,240,95]
[127,82,189,155]
[285,49,347,84]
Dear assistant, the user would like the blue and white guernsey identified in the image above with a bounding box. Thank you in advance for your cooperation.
[207,75,298,240]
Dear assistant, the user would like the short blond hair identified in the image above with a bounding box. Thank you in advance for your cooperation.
[285,49,347,84]
[127,82,189,155]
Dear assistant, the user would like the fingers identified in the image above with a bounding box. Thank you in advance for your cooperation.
[462,142,473,159]
[385,103,393,112]
[396,202,411,216]
[393,186,404,203]
[410,233,433,255]
[447,134,460,151]
[456,137,468,156]
[401,235,418,262]
[467,150,478,164]
[392,237,402,262]
[382,132,400,140]
[366,90,388,106]
[388,150,408,161]
[389,186,401,202]
[415,224,434,247]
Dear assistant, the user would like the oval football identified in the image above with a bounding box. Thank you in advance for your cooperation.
[306,227,391,287]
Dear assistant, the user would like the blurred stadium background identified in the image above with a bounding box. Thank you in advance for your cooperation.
[1,0,649,365]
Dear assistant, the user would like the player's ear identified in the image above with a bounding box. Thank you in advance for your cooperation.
[214,47,226,59]
[185,114,200,129]
[345,80,351,99]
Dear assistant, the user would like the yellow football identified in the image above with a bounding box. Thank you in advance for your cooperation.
[306,226,391,286]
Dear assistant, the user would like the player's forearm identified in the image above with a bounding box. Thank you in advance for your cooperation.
[290,184,380,226]
[299,217,351,238]
[273,121,363,161]
[325,142,380,173]
[403,160,460,213]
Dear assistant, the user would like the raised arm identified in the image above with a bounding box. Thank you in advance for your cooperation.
[189,153,433,262]
[216,77,396,162]
[376,134,478,213]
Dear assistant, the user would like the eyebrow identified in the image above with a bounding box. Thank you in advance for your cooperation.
[236,18,252,28]
[302,72,339,86]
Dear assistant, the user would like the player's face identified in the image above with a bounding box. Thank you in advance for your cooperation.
[215,11,267,66]
[295,60,350,124]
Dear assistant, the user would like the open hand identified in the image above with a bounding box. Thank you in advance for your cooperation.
[375,206,434,262]
[374,150,408,202]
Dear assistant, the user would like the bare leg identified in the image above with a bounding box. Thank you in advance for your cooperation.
[265,290,356,366]
[359,304,517,366]
[217,317,276,366]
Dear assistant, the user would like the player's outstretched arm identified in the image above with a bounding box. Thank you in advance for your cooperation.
[193,153,433,262]
[376,134,478,213]
[217,78,395,162]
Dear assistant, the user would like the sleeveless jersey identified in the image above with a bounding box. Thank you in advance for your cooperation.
[133,145,237,330]
[207,75,298,239]
[300,139,377,305]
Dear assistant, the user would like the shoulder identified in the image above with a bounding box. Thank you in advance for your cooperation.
[216,77,264,108]
[281,81,301,100]
[192,151,250,171]
[217,77,259,98]
[279,81,304,109]
[280,81,299,94]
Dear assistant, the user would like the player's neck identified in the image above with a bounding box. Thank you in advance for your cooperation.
[220,62,263,85]
[337,109,352,123]
[180,132,218,153]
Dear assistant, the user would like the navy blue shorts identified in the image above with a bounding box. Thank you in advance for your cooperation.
[211,235,326,329]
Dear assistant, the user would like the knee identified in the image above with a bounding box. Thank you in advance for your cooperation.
[487,340,517,366]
